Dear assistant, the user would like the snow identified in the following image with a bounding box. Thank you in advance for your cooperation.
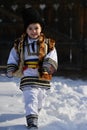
[0,74,87,130]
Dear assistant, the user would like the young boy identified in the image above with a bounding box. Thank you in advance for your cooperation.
[7,7,58,129]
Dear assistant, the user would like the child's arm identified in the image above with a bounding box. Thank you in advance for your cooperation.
[7,47,19,77]
[40,47,58,80]
[43,48,58,73]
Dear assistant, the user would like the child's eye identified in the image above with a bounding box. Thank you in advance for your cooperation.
[29,27,32,30]
[35,27,38,30]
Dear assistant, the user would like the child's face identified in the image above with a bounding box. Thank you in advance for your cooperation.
[26,23,42,39]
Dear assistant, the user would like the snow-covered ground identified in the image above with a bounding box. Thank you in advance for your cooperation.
[0,74,87,130]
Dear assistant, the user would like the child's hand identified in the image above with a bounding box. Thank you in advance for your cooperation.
[41,72,52,80]
[7,72,13,78]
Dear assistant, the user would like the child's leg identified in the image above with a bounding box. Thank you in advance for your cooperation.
[23,87,39,128]
[38,88,46,111]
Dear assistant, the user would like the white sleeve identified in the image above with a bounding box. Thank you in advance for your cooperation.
[45,47,58,64]
[7,47,19,65]
[42,47,58,74]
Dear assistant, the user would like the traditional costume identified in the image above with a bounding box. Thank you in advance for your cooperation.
[7,7,58,129]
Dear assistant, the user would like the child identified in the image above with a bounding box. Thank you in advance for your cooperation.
[7,7,58,129]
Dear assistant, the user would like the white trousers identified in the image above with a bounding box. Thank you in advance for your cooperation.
[23,87,46,116]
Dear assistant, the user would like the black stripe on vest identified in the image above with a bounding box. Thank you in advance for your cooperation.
[20,76,50,90]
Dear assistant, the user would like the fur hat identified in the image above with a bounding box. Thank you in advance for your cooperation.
[22,7,44,30]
